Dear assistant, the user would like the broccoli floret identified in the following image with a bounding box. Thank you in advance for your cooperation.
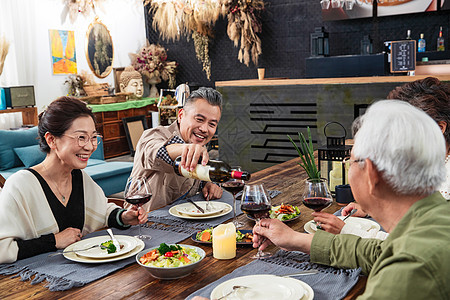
[101,240,117,254]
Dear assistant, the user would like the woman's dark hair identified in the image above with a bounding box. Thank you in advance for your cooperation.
[38,96,96,153]
[388,77,450,148]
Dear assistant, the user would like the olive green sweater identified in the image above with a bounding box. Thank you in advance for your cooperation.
[311,192,450,299]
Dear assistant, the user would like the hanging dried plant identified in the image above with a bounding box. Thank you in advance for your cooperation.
[145,1,225,80]
[62,0,106,23]
[130,42,177,88]
[224,0,264,66]
[0,36,10,76]
[193,31,212,80]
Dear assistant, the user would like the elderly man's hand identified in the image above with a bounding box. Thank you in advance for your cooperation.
[180,144,209,172]
[311,212,345,234]
[342,202,367,217]
[253,218,298,251]
[202,182,222,200]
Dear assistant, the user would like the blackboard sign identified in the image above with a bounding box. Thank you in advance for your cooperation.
[390,40,416,73]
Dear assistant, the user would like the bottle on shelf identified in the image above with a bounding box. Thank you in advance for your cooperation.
[406,29,412,40]
[437,26,445,51]
[418,33,426,52]
[173,156,251,183]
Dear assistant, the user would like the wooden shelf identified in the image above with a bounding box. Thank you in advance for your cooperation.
[0,107,38,126]
[94,104,157,159]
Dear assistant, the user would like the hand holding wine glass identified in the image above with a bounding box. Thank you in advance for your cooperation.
[124,176,152,240]
[240,183,272,259]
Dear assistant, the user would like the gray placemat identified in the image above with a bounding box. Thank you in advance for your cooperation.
[0,225,191,291]
[147,190,281,231]
[187,249,361,300]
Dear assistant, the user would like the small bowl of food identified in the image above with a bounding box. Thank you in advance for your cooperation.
[136,243,205,280]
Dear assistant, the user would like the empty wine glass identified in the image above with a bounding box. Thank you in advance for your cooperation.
[221,166,245,228]
[124,176,152,240]
[240,184,272,259]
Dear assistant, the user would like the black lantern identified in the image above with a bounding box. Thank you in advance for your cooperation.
[310,27,329,57]
[318,122,352,194]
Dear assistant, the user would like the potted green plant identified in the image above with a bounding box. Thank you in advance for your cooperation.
[288,127,333,212]
[287,127,321,182]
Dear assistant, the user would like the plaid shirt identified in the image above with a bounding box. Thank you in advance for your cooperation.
[156,135,185,165]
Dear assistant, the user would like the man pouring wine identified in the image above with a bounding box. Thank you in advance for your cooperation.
[127,87,224,211]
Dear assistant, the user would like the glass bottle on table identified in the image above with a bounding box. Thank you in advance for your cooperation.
[173,156,251,183]
[240,184,272,259]
[221,166,245,228]
[124,176,152,240]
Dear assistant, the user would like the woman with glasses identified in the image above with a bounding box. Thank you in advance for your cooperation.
[0,96,147,263]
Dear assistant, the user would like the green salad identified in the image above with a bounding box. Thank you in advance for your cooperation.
[269,204,301,221]
[139,243,202,268]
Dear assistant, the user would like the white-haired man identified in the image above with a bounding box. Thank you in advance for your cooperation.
[252,100,450,299]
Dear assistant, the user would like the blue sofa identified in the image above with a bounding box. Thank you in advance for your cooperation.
[0,127,133,196]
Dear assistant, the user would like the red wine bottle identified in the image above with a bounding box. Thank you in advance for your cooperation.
[173,156,251,183]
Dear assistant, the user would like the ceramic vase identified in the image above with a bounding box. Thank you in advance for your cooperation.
[146,76,161,98]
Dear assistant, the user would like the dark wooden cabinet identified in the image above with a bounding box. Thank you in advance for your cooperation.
[94,104,157,158]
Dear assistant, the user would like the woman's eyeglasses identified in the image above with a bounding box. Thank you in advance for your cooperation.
[63,134,103,147]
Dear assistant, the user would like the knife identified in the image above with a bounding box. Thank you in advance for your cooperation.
[187,198,205,213]
[281,269,319,277]
[107,229,121,252]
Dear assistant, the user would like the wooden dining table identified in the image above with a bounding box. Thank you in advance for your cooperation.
[0,157,367,299]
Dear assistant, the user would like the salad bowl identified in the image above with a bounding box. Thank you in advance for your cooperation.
[136,244,205,280]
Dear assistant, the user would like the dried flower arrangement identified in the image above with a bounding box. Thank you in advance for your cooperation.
[224,0,264,66]
[64,74,87,97]
[0,36,10,76]
[145,1,224,80]
[144,0,265,78]
[130,42,177,88]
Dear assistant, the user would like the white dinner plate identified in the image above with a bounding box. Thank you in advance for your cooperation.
[63,236,144,263]
[211,274,313,300]
[304,216,380,234]
[175,201,226,217]
[72,235,138,258]
[169,202,232,220]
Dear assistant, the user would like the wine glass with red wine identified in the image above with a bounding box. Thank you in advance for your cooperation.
[221,166,245,228]
[124,176,152,240]
[240,184,272,259]
[302,178,333,218]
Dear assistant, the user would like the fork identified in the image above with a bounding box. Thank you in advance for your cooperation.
[216,285,249,300]
[205,193,211,212]
[49,245,107,257]
[342,208,358,221]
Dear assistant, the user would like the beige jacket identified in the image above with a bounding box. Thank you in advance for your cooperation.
[128,122,200,211]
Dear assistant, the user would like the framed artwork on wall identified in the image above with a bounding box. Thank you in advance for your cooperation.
[49,29,77,75]
[85,17,114,78]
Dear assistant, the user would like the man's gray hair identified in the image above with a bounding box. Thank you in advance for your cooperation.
[184,87,222,111]
[353,100,446,196]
